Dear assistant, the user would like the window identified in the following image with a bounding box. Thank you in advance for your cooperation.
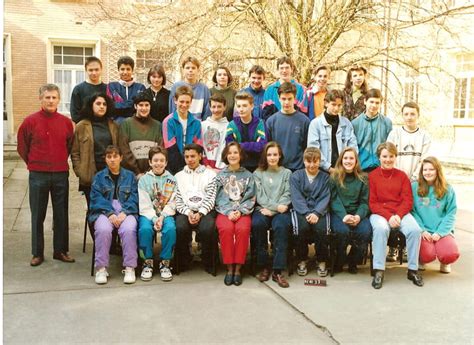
[135,48,173,85]
[402,65,419,104]
[52,45,94,113]
[453,54,474,120]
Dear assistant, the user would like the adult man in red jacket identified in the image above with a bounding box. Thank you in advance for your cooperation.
[17,84,75,266]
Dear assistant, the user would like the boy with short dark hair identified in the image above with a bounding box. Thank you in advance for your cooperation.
[262,57,308,120]
[307,89,358,173]
[290,147,331,277]
[202,93,229,170]
[226,92,267,172]
[307,65,331,120]
[265,82,310,171]
[387,102,431,181]
[175,143,218,273]
[241,65,266,119]
[163,85,203,174]
[118,93,163,176]
[169,56,211,121]
[70,56,107,123]
[107,56,146,124]
[351,88,392,172]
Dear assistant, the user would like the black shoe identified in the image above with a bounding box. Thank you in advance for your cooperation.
[348,265,358,274]
[372,270,384,289]
[407,270,424,287]
[233,274,242,286]
[224,273,233,286]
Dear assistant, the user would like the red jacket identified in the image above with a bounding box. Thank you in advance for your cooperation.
[369,167,413,221]
[17,109,73,172]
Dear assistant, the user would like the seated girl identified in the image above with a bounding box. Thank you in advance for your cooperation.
[329,147,372,274]
[252,142,292,288]
[215,142,256,286]
[89,145,138,285]
[412,156,459,273]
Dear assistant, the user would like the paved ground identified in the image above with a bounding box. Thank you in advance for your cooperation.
[3,159,474,344]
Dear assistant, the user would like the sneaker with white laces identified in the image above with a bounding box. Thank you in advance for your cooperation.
[159,260,173,281]
[440,263,451,274]
[297,261,308,276]
[140,260,154,281]
[317,262,328,277]
[95,267,109,285]
[122,267,136,284]
[386,247,397,262]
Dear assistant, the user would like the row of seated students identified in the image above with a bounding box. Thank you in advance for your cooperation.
[70,55,458,288]
[81,140,459,289]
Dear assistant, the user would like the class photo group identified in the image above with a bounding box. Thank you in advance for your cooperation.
[17,54,460,290]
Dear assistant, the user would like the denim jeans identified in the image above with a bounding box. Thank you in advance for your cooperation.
[251,211,292,270]
[370,213,421,271]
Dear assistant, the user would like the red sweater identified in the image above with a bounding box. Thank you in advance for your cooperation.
[368,167,413,221]
[17,109,73,172]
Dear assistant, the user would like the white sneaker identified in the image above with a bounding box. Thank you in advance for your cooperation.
[140,260,154,281]
[122,267,136,284]
[159,260,173,281]
[95,267,109,285]
[297,261,308,276]
[440,264,451,274]
[317,262,328,277]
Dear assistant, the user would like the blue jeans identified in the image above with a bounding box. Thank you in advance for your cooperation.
[251,211,291,270]
[29,171,69,256]
[138,216,176,261]
[296,213,328,262]
[330,213,372,267]
[370,213,421,271]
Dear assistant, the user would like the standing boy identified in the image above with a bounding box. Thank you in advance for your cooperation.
[262,56,308,120]
[387,102,431,181]
[290,147,331,277]
[241,65,266,120]
[175,144,218,274]
[201,93,229,170]
[266,82,310,171]
[307,65,330,120]
[17,84,75,266]
[107,56,146,123]
[307,89,358,174]
[70,56,107,123]
[163,85,203,174]
[119,93,163,176]
[351,89,392,172]
[226,92,267,172]
[169,56,211,121]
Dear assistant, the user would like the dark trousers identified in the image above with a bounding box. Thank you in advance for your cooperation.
[29,171,69,257]
[175,211,217,269]
[296,213,328,262]
[330,212,372,267]
[251,211,291,270]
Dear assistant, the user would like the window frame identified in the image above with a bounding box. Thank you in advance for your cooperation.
[452,53,474,125]
[47,37,100,115]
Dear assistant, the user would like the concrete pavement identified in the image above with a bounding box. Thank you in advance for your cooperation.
[3,160,474,344]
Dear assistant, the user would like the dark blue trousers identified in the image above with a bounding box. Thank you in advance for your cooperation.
[29,171,69,256]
